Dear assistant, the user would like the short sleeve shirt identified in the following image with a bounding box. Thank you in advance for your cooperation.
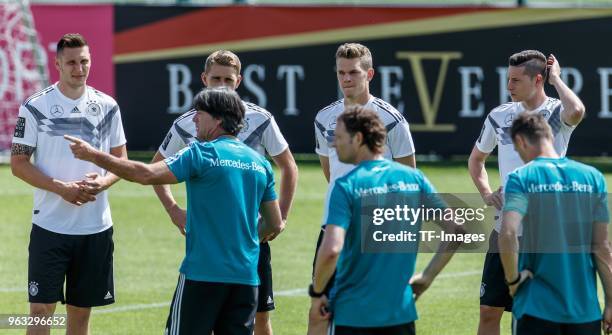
[165,137,277,285]
[12,83,126,234]
[503,157,608,323]
[158,101,288,158]
[326,159,443,327]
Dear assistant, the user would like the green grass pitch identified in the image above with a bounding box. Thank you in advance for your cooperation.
[1,161,611,334]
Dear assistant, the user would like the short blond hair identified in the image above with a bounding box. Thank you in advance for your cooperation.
[335,43,373,71]
[204,50,241,74]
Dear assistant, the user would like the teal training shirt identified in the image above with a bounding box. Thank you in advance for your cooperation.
[504,157,609,323]
[326,159,446,327]
[165,137,277,285]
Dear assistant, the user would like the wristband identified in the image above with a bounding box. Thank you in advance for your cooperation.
[308,284,325,298]
[505,274,521,286]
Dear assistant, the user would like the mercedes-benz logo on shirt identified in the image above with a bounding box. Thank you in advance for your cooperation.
[504,113,514,126]
[50,105,64,117]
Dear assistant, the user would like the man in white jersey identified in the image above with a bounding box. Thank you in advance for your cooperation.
[151,50,298,335]
[309,43,415,334]
[468,50,585,335]
[10,33,127,335]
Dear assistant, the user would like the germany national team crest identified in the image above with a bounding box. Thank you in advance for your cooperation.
[86,102,102,116]
[29,281,39,296]
[539,109,551,119]
[50,105,64,117]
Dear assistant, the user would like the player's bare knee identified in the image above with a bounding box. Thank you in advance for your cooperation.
[66,305,91,321]
[479,305,503,322]
[256,311,270,323]
[29,303,55,316]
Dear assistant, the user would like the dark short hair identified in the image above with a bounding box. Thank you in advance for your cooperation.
[57,33,88,54]
[508,50,547,79]
[192,88,244,136]
[337,106,386,154]
[510,112,553,144]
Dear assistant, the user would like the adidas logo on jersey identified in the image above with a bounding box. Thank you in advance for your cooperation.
[71,107,80,114]
[104,291,113,300]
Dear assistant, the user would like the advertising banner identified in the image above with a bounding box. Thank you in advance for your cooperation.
[110,6,612,155]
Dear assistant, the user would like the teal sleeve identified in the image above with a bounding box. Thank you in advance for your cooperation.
[326,181,352,229]
[420,171,447,209]
[503,172,528,215]
[595,173,610,223]
[165,146,193,183]
[165,142,207,182]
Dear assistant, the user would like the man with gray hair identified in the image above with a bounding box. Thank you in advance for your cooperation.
[66,88,284,335]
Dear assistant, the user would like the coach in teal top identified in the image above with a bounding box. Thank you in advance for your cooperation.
[166,136,277,285]
[310,106,461,335]
[65,88,285,335]
[499,112,612,335]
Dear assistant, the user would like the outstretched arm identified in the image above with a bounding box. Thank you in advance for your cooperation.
[410,219,462,300]
[65,135,177,185]
[151,150,186,235]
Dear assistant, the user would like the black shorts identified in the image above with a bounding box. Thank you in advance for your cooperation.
[329,321,415,335]
[312,227,335,296]
[257,242,274,312]
[28,224,115,307]
[480,230,513,311]
[164,274,257,335]
[516,314,600,335]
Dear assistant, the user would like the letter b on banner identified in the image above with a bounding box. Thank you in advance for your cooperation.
[167,63,192,114]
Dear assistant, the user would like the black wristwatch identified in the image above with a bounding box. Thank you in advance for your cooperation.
[504,274,521,286]
[308,284,325,298]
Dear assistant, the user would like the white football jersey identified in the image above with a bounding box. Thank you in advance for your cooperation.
[12,83,126,235]
[314,96,415,226]
[158,101,289,158]
[314,96,415,184]
[475,97,575,231]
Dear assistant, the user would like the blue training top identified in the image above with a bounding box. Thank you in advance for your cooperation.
[166,137,277,285]
[326,159,446,327]
[504,156,609,323]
